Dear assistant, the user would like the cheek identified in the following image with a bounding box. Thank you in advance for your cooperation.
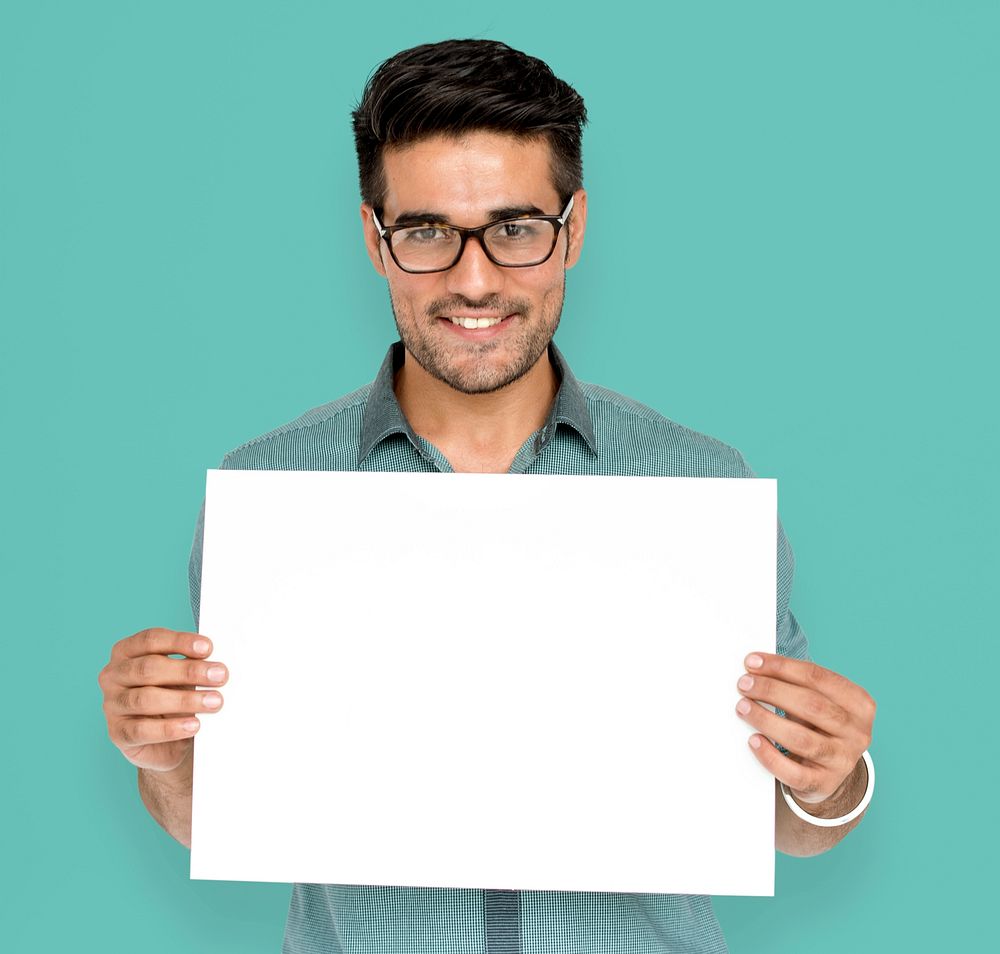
[537,266,566,304]
[518,262,564,302]
[388,275,434,318]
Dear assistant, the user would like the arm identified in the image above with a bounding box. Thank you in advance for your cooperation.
[138,756,195,848]
[734,652,877,856]
[131,500,216,848]
[774,755,869,856]
[98,627,228,849]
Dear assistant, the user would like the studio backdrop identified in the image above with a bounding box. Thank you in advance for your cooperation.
[2,2,996,951]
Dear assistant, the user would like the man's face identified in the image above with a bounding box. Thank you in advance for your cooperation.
[361,131,587,394]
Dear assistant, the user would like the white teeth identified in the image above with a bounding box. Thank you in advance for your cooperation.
[448,315,504,329]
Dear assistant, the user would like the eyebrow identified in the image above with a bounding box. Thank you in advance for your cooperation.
[390,205,547,227]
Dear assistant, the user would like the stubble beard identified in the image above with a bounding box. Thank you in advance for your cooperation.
[388,280,565,395]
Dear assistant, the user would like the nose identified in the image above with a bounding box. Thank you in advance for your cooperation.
[444,234,505,300]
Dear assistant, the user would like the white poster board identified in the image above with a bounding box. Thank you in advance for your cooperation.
[191,470,777,896]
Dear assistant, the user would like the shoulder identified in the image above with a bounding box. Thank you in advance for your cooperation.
[580,381,755,478]
[219,383,372,470]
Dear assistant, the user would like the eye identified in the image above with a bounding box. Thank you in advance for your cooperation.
[398,226,454,244]
[489,220,541,241]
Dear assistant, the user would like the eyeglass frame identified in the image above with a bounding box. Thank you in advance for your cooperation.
[370,195,575,274]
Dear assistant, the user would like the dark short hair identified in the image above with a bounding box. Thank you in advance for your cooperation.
[351,39,588,210]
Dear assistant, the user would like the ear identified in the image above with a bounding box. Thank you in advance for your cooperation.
[360,202,388,277]
[563,188,588,270]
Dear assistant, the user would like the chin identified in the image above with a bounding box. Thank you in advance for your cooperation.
[441,361,536,395]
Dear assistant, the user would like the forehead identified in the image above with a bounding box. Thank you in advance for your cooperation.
[380,131,560,220]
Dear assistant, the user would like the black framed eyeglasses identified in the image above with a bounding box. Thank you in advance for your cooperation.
[371,195,575,274]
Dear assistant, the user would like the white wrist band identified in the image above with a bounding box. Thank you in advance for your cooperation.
[780,750,875,828]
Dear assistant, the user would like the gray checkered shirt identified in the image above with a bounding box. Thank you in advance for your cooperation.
[188,341,809,954]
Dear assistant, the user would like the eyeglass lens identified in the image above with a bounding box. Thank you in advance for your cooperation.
[391,219,557,271]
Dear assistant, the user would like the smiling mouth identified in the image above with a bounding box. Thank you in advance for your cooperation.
[442,314,513,329]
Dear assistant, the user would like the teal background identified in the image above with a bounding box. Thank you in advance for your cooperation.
[2,1,996,950]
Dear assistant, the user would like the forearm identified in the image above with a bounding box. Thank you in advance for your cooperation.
[775,755,869,857]
[137,753,194,849]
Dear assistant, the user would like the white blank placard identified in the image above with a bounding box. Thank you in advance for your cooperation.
[191,470,777,896]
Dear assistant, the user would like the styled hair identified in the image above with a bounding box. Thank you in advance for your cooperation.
[351,39,588,210]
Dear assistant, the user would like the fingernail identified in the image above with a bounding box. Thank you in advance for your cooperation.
[746,654,764,669]
[193,638,211,655]
[182,719,200,732]
[749,735,762,750]
[736,698,752,715]
[206,665,226,683]
[203,693,222,708]
[738,675,754,691]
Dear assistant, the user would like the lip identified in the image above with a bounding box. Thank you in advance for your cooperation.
[442,314,509,320]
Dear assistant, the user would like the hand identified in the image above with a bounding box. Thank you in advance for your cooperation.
[98,628,228,773]
[735,653,876,805]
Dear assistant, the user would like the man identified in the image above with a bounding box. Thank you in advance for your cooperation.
[98,39,876,953]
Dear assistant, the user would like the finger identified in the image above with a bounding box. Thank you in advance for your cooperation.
[105,686,224,717]
[736,671,854,739]
[114,654,228,689]
[744,652,875,716]
[112,715,202,749]
[736,698,854,776]
[110,628,212,663]
[746,734,830,801]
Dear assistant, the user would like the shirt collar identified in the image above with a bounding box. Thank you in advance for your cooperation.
[357,341,597,466]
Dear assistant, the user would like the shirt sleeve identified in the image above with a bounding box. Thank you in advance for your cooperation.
[733,450,810,662]
[776,515,810,661]
[187,497,206,631]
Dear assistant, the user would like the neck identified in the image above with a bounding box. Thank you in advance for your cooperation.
[395,347,559,473]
